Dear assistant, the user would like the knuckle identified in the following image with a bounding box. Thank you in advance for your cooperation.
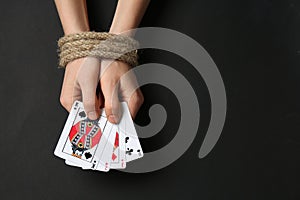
[104,103,113,112]
[131,91,144,106]
[60,95,71,109]
[105,107,113,116]
[138,93,144,104]
[105,102,120,115]
[83,98,95,108]
[111,104,119,113]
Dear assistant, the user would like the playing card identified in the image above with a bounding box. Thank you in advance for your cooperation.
[110,125,126,169]
[95,123,115,171]
[55,101,143,172]
[54,101,108,169]
[118,102,143,162]
[64,159,93,170]
[64,122,121,172]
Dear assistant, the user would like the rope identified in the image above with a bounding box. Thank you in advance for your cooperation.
[58,31,139,68]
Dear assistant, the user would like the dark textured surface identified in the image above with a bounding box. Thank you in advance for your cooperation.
[0,0,299,199]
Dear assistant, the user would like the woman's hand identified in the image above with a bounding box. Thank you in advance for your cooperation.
[60,57,101,120]
[60,57,144,124]
[100,59,144,123]
[55,0,148,123]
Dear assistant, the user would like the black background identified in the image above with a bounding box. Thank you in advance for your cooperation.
[0,0,300,199]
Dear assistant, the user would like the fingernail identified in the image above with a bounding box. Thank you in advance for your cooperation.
[108,114,119,124]
[88,111,98,120]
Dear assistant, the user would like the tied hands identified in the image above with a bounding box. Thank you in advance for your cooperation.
[60,57,144,124]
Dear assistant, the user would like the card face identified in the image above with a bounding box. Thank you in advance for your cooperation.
[54,101,108,169]
[64,159,99,170]
[65,159,105,171]
[96,123,115,171]
[118,102,143,162]
[124,134,143,162]
[110,126,126,169]
[55,101,143,172]
[91,121,113,172]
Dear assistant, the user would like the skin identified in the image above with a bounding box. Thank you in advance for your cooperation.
[54,0,150,123]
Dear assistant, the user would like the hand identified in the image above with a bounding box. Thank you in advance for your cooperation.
[60,57,101,120]
[100,59,144,123]
[55,0,147,124]
[60,57,144,124]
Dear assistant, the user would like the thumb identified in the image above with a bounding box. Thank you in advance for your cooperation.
[102,81,121,124]
[76,57,101,120]
[82,86,100,120]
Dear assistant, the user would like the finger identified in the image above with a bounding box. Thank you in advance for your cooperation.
[127,89,144,119]
[97,82,104,109]
[60,64,82,112]
[118,68,143,119]
[60,89,81,112]
[102,81,121,124]
[77,57,101,120]
[81,85,100,120]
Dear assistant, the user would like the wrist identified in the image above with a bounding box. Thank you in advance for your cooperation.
[109,28,135,37]
[63,26,90,35]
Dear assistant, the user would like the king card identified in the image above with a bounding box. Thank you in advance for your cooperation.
[54,101,108,169]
